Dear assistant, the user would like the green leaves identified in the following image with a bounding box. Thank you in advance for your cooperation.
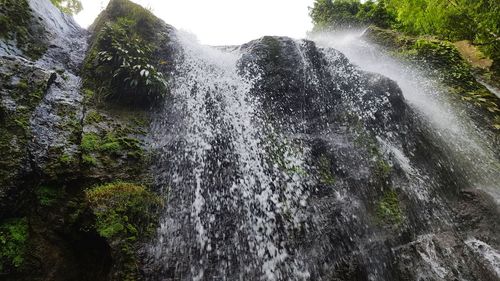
[385,0,499,58]
[0,218,28,271]
[94,18,168,100]
[310,0,395,31]
[50,0,83,15]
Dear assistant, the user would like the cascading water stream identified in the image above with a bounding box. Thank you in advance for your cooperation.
[310,31,500,203]
[147,31,311,280]
[143,28,500,281]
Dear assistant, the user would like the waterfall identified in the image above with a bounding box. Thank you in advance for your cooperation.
[146,31,311,280]
[143,30,500,281]
[310,31,500,203]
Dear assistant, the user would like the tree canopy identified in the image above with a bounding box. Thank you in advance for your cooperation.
[309,0,499,62]
[50,0,83,15]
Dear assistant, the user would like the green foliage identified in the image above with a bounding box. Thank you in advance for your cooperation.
[0,218,28,272]
[81,133,101,152]
[82,154,97,166]
[267,134,307,177]
[50,0,82,15]
[86,182,162,239]
[81,131,143,156]
[87,17,167,103]
[84,110,103,124]
[310,0,395,31]
[86,182,162,280]
[310,0,499,64]
[318,155,335,185]
[376,190,402,225]
[365,27,500,130]
[36,185,61,206]
[385,0,499,60]
[374,159,392,181]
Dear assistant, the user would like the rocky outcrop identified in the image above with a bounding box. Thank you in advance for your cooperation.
[1,0,499,281]
[0,0,166,279]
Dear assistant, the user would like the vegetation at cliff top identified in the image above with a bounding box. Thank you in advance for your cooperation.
[310,0,499,69]
[50,0,83,15]
[82,0,170,106]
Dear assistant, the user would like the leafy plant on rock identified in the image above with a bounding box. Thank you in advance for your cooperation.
[94,18,168,103]
[0,218,28,272]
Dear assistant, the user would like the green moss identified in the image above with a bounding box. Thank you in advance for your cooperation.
[81,131,142,157]
[82,154,97,166]
[86,181,162,280]
[0,218,28,272]
[376,190,402,226]
[318,155,335,185]
[13,116,29,130]
[82,88,95,101]
[267,134,307,177]
[374,159,392,181]
[100,133,122,153]
[35,185,61,206]
[81,133,101,152]
[16,80,29,90]
[0,0,47,60]
[86,181,161,239]
[84,110,103,124]
[0,66,48,188]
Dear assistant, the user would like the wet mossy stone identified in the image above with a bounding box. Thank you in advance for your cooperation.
[86,182,162,281]
[0,0,48,60]
[0,58,53,212]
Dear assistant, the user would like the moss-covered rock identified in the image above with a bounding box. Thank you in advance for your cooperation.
[376,190,403,226]
[0,0,48,60]
[86,182,162,281]
[82,0,173,107]
[0,0,165,279]
[80,106,151,184]
[0,58,53,213]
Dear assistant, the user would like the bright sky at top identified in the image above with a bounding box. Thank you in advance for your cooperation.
[74,0,315,46]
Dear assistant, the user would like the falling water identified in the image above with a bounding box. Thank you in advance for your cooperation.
[144,28,500,280]
[147,31,311,280]
[310,31,500,203]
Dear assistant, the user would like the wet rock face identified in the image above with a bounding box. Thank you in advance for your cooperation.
[239,36,408,138]
[0,56,54,212]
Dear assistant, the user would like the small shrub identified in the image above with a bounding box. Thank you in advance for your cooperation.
[86,182,162,239]
[376,190,402,225]
[0,218,28,272]
[318,155,335,185]
[36,185,61,206]
[86,182,162,279]
[92,18,167,102]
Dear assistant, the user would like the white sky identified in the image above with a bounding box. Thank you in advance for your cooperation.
[74,0,315,46]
